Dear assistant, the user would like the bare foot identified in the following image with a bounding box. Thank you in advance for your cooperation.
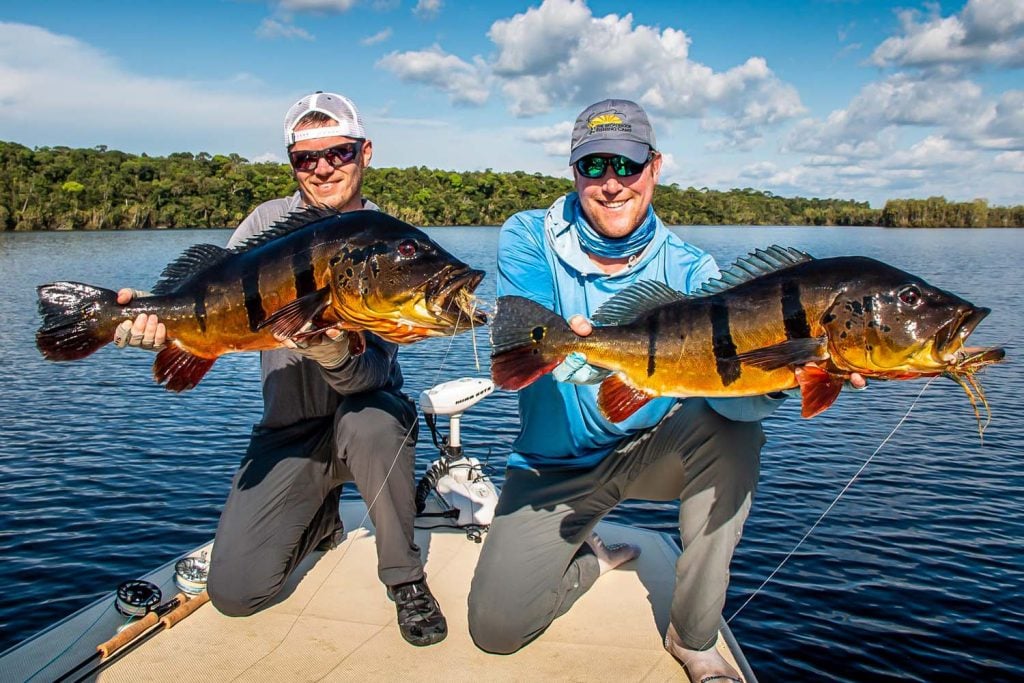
[664,623,743,683]
[586,533,641,575]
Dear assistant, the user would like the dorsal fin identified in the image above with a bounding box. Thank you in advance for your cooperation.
[592,280,687,326]
[696,246,813,295]
[151,244,232,295]
[230,206,342,255]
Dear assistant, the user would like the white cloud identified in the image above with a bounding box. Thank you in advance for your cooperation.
[377,46,489,106]
[973,90,1024,149]
[377,0,804,147]
[361,27,392,45]
[871,0,1024,69]
[0,22,286,155]
[878,135,973,170]
[414,0,442,19]
[523,121,573,157]
[993,150,1024,172]
[276,0,358,12]
[256,18,314,41]
[784,73,989,157]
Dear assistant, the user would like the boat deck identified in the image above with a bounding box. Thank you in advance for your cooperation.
[5,502,753,682]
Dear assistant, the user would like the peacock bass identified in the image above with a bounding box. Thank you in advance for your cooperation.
[37,208,486,391]
[490,246,1003,428]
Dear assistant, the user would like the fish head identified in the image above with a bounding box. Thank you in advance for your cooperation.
[822,259,991,377]
[327,217,486,343]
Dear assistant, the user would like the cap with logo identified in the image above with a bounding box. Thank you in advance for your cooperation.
[569,99,656,165]
[283,91,366,147]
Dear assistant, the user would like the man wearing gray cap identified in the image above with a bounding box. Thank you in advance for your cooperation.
[114,91,447,647]
[467,99,777,680]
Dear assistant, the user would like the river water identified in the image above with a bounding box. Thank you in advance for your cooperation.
[0,226,1021,681]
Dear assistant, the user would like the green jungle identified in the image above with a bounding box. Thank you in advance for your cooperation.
[3,141,1022,231]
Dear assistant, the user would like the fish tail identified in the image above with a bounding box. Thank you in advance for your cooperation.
[490,295,572,390]
[36,282,120,361]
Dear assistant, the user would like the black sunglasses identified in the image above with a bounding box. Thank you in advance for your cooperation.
[574,153,652,179]
[289,141,362,172]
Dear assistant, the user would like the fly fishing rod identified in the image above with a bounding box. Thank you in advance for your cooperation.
[52,551,211,683]
[59,590,210,683]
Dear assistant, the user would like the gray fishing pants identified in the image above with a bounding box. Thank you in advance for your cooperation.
[207,390,422,617]
[468,397,763,654]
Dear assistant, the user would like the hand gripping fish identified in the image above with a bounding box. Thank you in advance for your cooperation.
[490,246,1004,428]
[37,209,487,391]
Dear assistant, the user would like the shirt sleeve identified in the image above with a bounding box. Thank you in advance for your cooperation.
[706,394,788,422]
[316,333,400,395]
[496,212,555,308]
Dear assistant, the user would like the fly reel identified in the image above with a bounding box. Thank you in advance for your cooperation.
[174,550,210,595]
[115,580,162,618]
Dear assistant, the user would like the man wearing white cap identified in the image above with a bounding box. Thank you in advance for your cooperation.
[114,91,447,647]
[469,98,865,680]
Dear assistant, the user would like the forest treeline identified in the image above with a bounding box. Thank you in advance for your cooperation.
[2,141,1022,231]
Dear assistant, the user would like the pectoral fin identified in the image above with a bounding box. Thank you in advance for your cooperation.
[597,374,658,422]
[796,364,845,418]
[735,337,828,371]
[257,288,332,339]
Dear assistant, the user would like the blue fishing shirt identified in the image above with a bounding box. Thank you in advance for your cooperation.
[497,193,785,471]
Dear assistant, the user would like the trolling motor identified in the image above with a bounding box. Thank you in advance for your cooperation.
[415,377,498,541]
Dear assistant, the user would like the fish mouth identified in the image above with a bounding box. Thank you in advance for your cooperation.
[936,307,989,360]
[426,266,487,326]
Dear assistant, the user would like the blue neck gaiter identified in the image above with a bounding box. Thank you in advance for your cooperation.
[573,198,656,259]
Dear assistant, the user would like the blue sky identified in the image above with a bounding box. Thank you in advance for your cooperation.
[1,0,1021,207]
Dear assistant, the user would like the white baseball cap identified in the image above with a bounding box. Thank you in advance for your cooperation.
[283,91,366,147]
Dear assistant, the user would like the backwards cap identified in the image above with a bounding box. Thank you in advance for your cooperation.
[569,98,656,165]
[283,91,366,147]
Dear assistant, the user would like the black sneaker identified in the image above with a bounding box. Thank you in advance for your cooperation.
[316,520,345,551]
[386,579,448,646]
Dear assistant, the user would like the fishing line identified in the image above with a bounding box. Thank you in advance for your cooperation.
[675,378,937,673]
[469,299,481,372]
[725,376,937,628]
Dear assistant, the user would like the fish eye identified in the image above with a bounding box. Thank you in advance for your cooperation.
[398,240,417,258]
[898,285,922,306]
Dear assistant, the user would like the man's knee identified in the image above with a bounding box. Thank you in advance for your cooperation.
[467,593,530,655]
[207,556,281,618]
[208,574,267,617]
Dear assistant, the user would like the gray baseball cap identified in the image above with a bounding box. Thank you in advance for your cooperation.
[569,99,656,165]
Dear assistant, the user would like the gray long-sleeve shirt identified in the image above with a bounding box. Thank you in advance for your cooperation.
[228,193,404,428]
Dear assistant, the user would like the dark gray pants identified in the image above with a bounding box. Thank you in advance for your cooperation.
[468,398,763,654]
[207,390,422,617]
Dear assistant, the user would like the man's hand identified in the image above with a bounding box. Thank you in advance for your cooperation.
[551,315,611,385]
[279,327,351,369]
[798,361,867,391]
[113,289,166,351]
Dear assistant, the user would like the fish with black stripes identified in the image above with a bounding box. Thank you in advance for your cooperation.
[489,246,1004,429]
[36,208,487,391]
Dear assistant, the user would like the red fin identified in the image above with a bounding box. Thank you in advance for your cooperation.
[153,345,217,392]
[490,346,562,391]
[597,375,656,422]
[796,365,845,418]
[257,288,331,339]
[346,330,366,356]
